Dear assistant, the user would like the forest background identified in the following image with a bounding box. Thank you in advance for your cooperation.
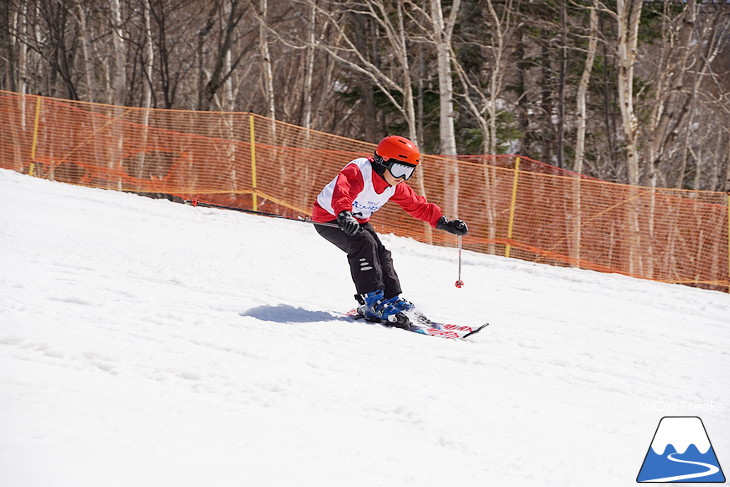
[1,0,729,192]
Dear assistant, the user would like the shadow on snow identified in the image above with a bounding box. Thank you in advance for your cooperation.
[240,304,349,324]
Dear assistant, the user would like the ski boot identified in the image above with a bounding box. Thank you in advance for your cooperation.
[385,296,434,330]
[356,290,394,322]
[356,292,424,331]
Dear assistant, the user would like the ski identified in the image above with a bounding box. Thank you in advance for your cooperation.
[345,309,489,340]
[417,321,490,339]
[461,323,490,338]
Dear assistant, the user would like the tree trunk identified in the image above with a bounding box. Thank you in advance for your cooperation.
[393,2,417,144]
[76,0,96,102]
[615,0,643,276]
[259,0,276,122]
[430,0,459,219]
[557,0,568,169]
[646,0,696,188]
[138,0,155,186]
[599,12,619,181]
[616,0,642,186]
[572,4,598,268]
[109,0,126,190]
[17,3,28,121]
[574,5,597,176]
[303,1,316,134]
[109,0,126,107]
[196,2,216,111]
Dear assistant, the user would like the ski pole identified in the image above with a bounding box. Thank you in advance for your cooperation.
[455,235,464,288]
[183,199,340,228]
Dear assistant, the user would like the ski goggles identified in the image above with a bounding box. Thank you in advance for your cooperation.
[387,160,417,180]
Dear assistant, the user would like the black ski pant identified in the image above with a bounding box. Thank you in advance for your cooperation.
[314,221,402,299]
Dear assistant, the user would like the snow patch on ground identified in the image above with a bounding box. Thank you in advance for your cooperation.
[1,169,728,486]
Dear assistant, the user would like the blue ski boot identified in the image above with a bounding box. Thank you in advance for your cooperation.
[384,296,429,329]
[358,290,392,322]
[358,292,420,330]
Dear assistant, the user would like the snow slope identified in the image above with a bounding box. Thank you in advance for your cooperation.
[1,168,728,486]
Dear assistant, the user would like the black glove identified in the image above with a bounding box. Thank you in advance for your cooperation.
[337,210,362,236]
[437,216,468,236]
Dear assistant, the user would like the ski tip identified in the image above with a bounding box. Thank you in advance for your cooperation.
[462,322,490,339]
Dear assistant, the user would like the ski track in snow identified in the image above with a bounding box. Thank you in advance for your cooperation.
[0,169,728,487]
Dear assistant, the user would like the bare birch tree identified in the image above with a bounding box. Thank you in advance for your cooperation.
[303,1,317,133]
[258,0,276,121]
[109,0,127,106]
[643,1,729,190]
[574,4,598,176]
[607,0,643,275]
[1,0,728,193]
[612,0,642,186]
[452,0,518,157]
[570,3,599,268]
[297,0,419,144]
[197,0,248,112]
[108,0,127,189]
[74,0,96,102]
[431,0,460,218]
[450,0,519,253]
[404,0,461,217]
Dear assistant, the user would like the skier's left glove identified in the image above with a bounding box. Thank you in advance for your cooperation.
[337,210,362,236]
[437,216,468,236]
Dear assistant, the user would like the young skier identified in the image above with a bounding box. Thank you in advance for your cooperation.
[312,135,468,329]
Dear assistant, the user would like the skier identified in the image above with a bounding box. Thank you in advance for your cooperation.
[312,135,468,329]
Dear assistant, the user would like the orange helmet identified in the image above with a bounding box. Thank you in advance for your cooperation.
[375,136,420,166]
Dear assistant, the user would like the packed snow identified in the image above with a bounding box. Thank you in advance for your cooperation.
[1,168,728,486]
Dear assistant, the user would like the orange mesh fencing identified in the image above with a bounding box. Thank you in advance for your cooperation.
[1,91,728,291]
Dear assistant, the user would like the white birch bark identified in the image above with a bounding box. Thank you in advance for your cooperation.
[260,0,276,122]
[615,0,642,186]
[75,1,96,102]
[449,0,516,253]
[571,4,598,268]
[137,0,155,189]
[429,0,460,219]
[574,6,598,176]
[17,3,28,127]
[615,0,643,275]
[296,0,418,144]
[109,0,126,190]
[303,1,316,134]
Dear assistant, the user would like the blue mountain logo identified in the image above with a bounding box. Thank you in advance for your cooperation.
[637,416,725,483]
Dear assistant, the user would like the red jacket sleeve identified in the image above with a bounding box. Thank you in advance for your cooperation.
[390,183,443,227]
[329,163,365,216]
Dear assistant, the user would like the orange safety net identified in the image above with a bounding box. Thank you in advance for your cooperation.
[1,91,728,291]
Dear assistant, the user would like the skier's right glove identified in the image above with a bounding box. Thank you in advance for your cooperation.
[437,216,468,236]
[337,210,362,236]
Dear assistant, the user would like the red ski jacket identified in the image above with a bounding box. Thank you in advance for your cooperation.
[312,157,443,227]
